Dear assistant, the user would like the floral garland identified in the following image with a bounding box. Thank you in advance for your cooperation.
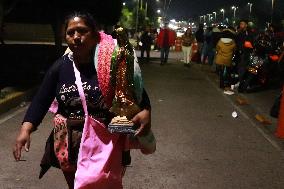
[97,32,116,108]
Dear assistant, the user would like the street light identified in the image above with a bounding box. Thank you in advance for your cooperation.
[207,14,212,23]
[157,9,161,14]
[135,0,139,33]
[220,9,225,21]
[231,6,237,19]
[271,0,275,23]
[145,1,148,18]
[199,16,203,23]
[231,6,238,26]
[123,2,126,6]
[248,2,253,20]
[212,12,216,22]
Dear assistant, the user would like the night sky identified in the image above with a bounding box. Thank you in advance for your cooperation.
[167,0,284,21]
[125,0,284,26]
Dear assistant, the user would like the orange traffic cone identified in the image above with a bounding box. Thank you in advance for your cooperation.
[275,86,284,138]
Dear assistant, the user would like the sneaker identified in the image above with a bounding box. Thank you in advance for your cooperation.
[234,82,240,88]
[224,90,235,95]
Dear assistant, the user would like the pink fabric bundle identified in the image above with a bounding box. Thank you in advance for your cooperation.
[72,51,124,188]
[74,117,123,189]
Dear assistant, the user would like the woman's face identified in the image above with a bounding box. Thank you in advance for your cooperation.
[65,17,97,56]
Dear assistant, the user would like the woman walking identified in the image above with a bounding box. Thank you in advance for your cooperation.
[13,12,154,189]
[215,28,236,89]
[181,28,194,66]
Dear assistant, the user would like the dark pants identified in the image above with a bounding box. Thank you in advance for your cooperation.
[141,47,150,62]
[160,46,170,64]
[207,48,215,66]
[237,51,251,83]
[218,65,232,88]
[237,52,255,92]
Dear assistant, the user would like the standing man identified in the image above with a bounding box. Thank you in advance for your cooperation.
[236,19,254,92]
[195,23,204,63]
[140,27,153,63]
[157,22,176,65]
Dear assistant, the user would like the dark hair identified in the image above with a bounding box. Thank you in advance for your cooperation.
[64,11,98,33]
[239,19,248,25]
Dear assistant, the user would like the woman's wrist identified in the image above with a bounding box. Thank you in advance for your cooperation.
[21,122,34,134]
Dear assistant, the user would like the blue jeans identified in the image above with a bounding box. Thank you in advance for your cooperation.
[208,48,215,66]
[160,47,170,64]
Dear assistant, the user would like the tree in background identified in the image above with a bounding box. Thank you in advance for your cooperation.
[119,6,134,29]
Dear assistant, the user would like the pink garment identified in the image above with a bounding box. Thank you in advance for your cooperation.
[73,60,124,189]
[49,99,58,114]
[74,117,124,189]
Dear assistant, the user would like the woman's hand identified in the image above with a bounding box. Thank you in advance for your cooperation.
[132,109,151,136]
[13,122,33,161]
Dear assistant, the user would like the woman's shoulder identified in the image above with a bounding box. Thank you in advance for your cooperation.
[47,54,71,75]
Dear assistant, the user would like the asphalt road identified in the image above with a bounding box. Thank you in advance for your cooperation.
[1,58,284,189]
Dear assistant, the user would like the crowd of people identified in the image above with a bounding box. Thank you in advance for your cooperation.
[134,20,283,94]
[180,20,284,95]
[132,20,284,97]
[136,22,177,65]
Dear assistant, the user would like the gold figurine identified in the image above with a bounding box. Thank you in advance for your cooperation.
[108,27,141,134]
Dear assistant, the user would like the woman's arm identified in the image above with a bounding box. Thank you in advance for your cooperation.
[22,58,62,128]
[13,58,62,161]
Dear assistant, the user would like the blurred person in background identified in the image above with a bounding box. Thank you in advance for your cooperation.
[181,28,195,66]
[215,27,237,89]
[140,26,153,63]
[157,22,176,65]
[201,27,213,64]
[195,23,204,63]
[235,19,254,92]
